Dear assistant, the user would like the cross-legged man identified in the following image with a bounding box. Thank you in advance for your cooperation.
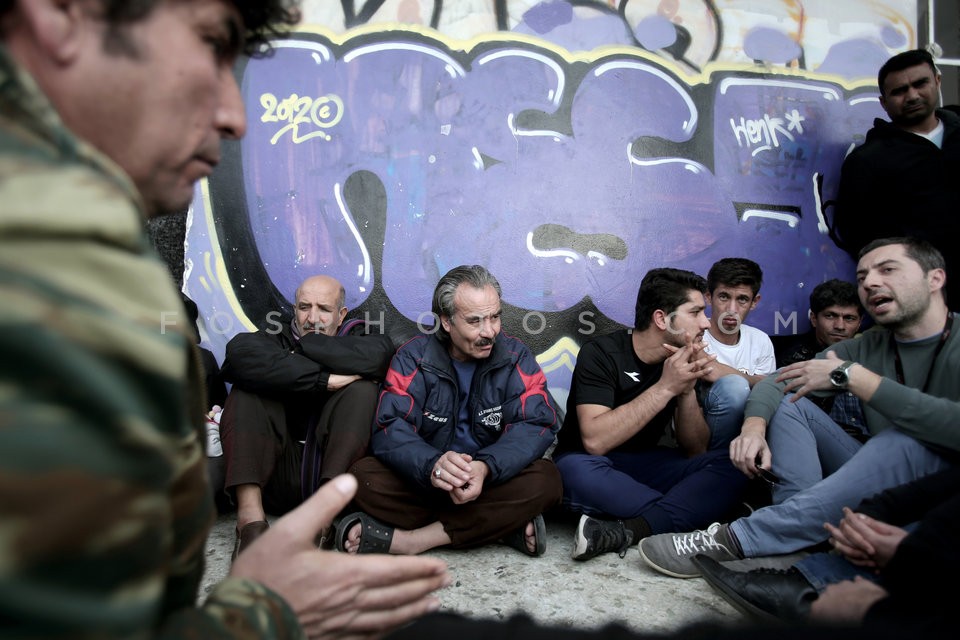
[639,237,959,580]
[553,268,749,561]
[339,265,563,557]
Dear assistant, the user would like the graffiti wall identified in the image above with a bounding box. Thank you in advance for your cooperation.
[185,0,915,405]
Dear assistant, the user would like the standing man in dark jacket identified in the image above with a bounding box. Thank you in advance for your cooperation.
[833,48,960,307]
[221,274,395,560]
[338,265,563,557]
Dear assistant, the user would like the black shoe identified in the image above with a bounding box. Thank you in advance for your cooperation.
[692,554,817,622]
[571,514,633,561]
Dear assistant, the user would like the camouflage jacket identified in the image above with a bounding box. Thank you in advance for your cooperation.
[0,47,302,639]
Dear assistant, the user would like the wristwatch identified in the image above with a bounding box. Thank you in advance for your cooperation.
[829,361,855,389]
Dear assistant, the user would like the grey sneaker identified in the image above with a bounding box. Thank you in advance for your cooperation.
[571,514,633,561]
[638,522,740,578]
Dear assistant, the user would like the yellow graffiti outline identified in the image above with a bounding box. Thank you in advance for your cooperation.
[286,21,898,91]
[199,178,257,332]
[535,336,581,374]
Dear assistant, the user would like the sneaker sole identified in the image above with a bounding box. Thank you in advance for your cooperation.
[571,515,590,560]
[638,542,701,578]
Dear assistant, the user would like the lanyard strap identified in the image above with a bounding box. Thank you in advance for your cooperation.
[893,312,954,392]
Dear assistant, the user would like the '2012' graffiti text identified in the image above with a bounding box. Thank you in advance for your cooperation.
[260,92,344,144]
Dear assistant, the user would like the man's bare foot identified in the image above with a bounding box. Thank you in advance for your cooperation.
[501,514,546,557]
[342,520,396,554]
[522,520,537,554]
[342,521,364,554]
[339,516,451,555]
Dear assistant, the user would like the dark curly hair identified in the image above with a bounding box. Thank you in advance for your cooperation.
[809,279,862,316]
[878,49,937,97]
[634,268,707,331]
[0,0,301,57]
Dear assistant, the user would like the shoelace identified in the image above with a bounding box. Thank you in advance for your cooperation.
[593,522,634,558]
[672,523,729,556]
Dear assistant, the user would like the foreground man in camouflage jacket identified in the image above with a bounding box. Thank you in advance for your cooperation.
[0,1,448,638]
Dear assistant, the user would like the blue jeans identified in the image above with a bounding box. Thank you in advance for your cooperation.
[701,375,751,449]
[795,520,917,591]
[765,396,864,504]
[794,551,878,592]
[554,447,748,534]
[730,397,951,557]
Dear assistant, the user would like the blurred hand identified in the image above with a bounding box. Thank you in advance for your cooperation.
[231,474,451,640]
[824,507,908,569]
[810,576,888,624]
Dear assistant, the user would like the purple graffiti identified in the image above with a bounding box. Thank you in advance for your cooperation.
[635,16,679,51]
[520,0,573,35]
[743,27,803,64]
[221,33,884,340]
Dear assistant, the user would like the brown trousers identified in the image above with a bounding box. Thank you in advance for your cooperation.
[221,380,378,514]
[348,456,563,548]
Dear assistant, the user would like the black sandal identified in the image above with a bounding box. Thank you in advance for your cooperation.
[502,514,546,557]
[335,511,395,554]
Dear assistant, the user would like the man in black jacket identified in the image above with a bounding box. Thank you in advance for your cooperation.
[220,274,395,560]
[833,48,959,307]
[775,279,863,368]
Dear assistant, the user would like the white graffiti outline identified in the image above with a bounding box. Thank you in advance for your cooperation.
[627,140,706,174]
[593,60,698,135]
[524,233,615,267]
[343,42,466,78]
[333,181,373,293]
[476,49,565,109]
[507,112,566,140]
[741,210,799,227]
[813,171,828,234]
[718,78,840,101]
[271,40,334,62]
[526,231,578,264]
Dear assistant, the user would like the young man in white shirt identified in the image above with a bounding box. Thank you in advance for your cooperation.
[699,258,776,447]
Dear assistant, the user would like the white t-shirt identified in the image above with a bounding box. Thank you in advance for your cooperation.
[915,118,945,148]
[703,324,776,376]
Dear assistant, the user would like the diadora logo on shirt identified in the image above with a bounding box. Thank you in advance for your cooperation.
[478,405,503,430]
[423,411,448,423]
[624,371,642,382]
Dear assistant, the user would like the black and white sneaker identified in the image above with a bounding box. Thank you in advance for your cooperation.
[571,514,633,561]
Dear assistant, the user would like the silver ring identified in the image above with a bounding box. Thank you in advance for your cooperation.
[434,467,442,478]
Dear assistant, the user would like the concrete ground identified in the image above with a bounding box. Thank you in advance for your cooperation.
[200,511,801,634]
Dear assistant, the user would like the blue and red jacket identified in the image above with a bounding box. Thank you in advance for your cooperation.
[372,331,561,490]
